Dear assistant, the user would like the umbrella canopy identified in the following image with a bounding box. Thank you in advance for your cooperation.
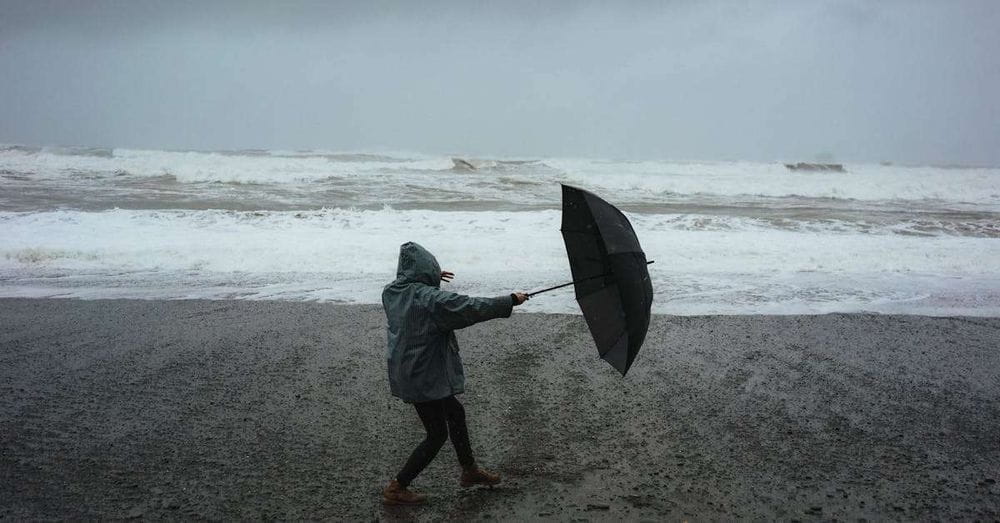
[560,184,653,375]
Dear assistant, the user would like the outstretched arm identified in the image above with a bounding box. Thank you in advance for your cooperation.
[427,289,528,332]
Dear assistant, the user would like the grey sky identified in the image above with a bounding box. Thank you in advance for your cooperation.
[1,0,997,164]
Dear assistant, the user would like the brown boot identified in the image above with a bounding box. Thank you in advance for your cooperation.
[382,479,427,505]
[460,467,502,488]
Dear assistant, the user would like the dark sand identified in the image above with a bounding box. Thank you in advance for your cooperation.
[1,298,998,520]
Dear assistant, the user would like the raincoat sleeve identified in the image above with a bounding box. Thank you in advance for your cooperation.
[426,289,514,332]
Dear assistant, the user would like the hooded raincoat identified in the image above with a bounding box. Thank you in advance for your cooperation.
[383,242,514,403]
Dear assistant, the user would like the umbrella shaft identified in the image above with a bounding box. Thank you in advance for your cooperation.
[527,260,654,298]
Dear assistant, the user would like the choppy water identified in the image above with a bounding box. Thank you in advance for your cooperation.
[2,144,999,315]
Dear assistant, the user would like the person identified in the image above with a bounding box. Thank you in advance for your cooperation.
[381,242,529,505]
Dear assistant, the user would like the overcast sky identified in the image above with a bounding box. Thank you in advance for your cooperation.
[1,0,997,164]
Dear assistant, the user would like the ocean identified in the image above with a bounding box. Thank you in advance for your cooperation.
[2,144,998,315]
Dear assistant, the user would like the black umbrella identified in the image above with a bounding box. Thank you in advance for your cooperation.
[528,184,654,375]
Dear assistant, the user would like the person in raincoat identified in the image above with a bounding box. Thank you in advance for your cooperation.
[381,242,529,505]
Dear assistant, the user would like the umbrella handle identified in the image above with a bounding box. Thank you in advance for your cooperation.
[527,260,654,298]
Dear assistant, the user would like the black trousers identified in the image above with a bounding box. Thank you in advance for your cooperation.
[396,395,476,487]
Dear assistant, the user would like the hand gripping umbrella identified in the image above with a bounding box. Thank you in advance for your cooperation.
[528,184,654,375]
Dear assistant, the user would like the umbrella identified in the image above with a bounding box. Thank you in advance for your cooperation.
[528,184,654,375]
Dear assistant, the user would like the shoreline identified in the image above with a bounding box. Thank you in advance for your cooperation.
[3,293,999,319]
[2,298,998,519]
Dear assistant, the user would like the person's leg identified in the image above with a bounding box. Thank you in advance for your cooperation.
[442,396,502,487]
[395,399,449,487]
[441,396,476,469]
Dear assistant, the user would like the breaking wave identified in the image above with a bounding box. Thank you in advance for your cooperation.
[1,146,998,206]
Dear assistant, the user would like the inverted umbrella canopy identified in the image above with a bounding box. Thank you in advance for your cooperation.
[558,184,653,375]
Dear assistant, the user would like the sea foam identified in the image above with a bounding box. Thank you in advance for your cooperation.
[2,208,998,315]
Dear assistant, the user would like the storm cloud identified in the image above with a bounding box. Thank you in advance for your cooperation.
[1,0,997,164]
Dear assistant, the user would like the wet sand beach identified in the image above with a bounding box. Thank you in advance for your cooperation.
[1,298,998,520]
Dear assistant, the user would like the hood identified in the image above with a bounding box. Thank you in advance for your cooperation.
[394,242,441,287]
